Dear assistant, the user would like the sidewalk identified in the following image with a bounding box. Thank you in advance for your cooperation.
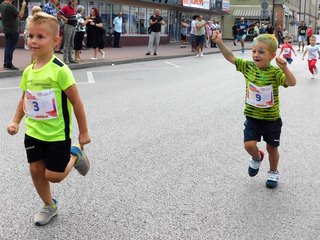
[0,40,252,78]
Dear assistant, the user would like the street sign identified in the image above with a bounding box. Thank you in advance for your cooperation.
[261,0,268,9]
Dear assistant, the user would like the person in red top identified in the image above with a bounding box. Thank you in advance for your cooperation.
[278,36,297,64]
[58,0,78,64]
[306,25,313,45]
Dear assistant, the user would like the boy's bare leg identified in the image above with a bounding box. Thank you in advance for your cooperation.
[30,161,53,205]
[45,155,77,183]
[244,140,261,159]
[266,144,279,171]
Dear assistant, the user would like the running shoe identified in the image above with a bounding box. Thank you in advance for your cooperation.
[34,199,58,226]
[71,144,90,176]
[248,150,264,177]
[266,170,279,189]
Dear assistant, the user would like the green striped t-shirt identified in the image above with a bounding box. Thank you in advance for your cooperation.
[235,58,286,121]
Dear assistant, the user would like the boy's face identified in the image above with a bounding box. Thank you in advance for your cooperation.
[252,41,276,69]
[27,22,59,58]
[310,37,316,46]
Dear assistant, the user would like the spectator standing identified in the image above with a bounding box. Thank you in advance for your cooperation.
[113,12,122,48]
[266,23,274,34]
[86,7,105,60]
[58,0,78,64]
[297,21,307,51]
[276,26,283,48]
[237,17,248,53]
[194,15,207,57]
[189,15,198,52]
[0,0,26,70]
[259,24,266,34]
[253,22,260,37]
[180,19,188,48]
[74,5,87,62]
[55,2,64,53]
[205,20,212,48]
[145,9,165,56]
[306,25,313,46]
[42,0,57,16]
[211,19,221,48]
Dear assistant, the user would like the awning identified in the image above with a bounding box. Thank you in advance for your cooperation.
[232,8,271,19]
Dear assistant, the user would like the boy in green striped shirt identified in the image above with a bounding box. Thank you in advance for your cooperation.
[211,33,296,188]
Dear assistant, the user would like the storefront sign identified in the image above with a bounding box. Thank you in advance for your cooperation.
[222,0,230,12]
[182,0,210,10]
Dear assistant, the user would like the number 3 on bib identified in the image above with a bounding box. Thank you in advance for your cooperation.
[23,89,59,120]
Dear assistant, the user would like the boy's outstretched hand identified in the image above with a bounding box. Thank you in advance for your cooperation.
[7,122,19,135]
[275,57,287,69]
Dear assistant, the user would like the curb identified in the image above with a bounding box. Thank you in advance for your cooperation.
[0,48,245,79]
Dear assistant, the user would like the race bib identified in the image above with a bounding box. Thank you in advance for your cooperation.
[24,89,58,120]
[246,83,274,108]
[283,48,291,55]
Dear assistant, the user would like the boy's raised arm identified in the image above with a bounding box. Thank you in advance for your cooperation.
[211,30,236,65]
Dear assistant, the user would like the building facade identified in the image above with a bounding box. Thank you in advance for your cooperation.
[223,0,319,41]
[0,0,230,47]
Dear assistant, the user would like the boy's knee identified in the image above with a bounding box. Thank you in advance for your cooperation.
[244,141,256,152]
[45,171,64,183]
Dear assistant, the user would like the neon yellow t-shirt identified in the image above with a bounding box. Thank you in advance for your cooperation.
[20,56,75,141]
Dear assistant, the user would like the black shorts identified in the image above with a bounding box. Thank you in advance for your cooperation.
[181,34,187,41]
[195,35,205,46]
[24,134,71,173]
[243,117,282,147]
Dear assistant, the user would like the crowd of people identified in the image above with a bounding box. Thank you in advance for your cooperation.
[0,0,124,70]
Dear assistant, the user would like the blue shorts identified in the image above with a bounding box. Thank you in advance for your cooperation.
[243,117,282,147]
[24,134,71,172]
[298,35,306,42]
[285,58,293,64]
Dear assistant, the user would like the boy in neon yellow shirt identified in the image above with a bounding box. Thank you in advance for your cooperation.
[211,33,296,188]
[7,12,90,226]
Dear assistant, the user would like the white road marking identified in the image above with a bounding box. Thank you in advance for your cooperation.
[91,66,177,73]
[164,61,181,68]
[0,86,20,90]
[87,71,95,83]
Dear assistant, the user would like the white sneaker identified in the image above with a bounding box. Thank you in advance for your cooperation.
[266,171,279,189]
[195,54,199,58]
[200,52,204,57]
[311,73,315,79]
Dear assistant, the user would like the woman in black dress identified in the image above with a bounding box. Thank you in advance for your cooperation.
[86,7,105,60]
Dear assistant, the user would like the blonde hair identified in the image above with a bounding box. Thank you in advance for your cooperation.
[253,34,278,53]
[31,6,42,15]
[28,12,59,37]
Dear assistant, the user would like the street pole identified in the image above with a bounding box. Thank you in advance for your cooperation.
[272,0,275,26]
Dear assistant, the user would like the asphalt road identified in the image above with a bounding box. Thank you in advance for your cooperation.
[1,49,320,240]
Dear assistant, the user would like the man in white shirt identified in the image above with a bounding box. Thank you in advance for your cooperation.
[113,12,122,48]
